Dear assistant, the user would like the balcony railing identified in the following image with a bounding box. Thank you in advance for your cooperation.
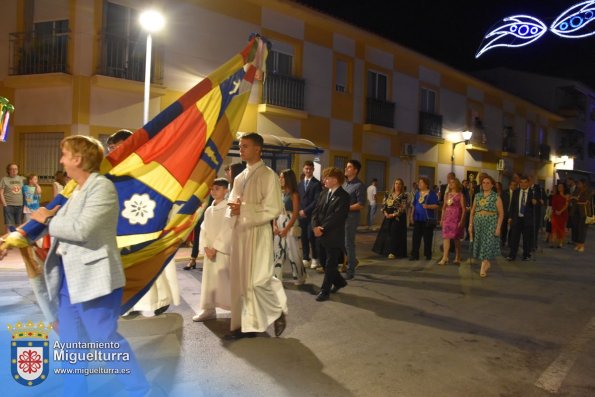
[365,97,395,128]
[418,111,442,137]
[98,32,163,84]
[262,73,305,110]
[9,31,70,75]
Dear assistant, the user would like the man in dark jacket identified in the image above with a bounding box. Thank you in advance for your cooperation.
[507,175,539,261]
[297,161,322,269]
[311,167,350,302]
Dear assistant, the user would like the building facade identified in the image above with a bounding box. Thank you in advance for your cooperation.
[0,0,561,211]
[474,68,595,182]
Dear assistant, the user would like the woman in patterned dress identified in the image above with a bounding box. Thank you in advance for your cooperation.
[438,178,466,265]
[372,178,409,259]
[468,175,504,277]
[273,169,306,284]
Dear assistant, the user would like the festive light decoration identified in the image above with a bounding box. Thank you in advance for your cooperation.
[0,96,14,142]
[476,1,595,57]
[476,15,547,58]
[550,0,595,38]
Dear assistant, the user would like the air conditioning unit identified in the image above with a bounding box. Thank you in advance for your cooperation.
[497,159,505,171]
[402,143,415,156]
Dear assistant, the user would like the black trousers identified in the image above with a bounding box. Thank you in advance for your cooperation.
[411,221,434,259]
[319,245,346,294]
[501,216,510,246]
[299,216,318,260]
[508,216,534,259]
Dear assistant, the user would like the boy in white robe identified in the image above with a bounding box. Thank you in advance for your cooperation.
[193,178,232,321]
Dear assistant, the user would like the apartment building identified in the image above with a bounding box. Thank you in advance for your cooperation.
[475,68,595,183]
[0,0,561,205]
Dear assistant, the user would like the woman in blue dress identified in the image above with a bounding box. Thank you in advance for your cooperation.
[409,177,439,260]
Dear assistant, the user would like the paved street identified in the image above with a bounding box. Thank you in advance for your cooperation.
[2,228,595,397]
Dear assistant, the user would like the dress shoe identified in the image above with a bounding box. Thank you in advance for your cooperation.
[154,305,170,316]
[223,330,257,340]
[192,309,216,322]
[344,273,354,280]
[183,259,197,270]
[315,292,330,301]
[330,283,346,293]
[274,313,287,337]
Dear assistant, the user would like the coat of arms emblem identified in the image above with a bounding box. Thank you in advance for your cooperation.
[8,320,51,386]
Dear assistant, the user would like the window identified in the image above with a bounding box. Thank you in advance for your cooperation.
[266,41,294,76]
[365,160,386,191]
[525,121,535,156]
[367,70,387,100]
[19,132,63,183]
[418,166,435,187]
[101,2,160,83]
[420,88,437,113]
[335,59,348,93]
[538,126,545,145]
[333,155,348,171]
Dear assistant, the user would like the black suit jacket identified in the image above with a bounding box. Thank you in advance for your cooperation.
[509,188,539,223]
[311,186,350,248]
[502,189,514,219]
[298,177,322,217]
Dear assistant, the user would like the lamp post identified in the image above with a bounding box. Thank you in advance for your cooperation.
[553,155,569,186]
[139,10,165,125]
[451,130,473,172]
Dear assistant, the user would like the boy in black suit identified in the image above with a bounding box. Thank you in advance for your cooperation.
[311,167,350,301]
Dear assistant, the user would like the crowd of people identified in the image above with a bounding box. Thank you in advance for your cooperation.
[1,131,594,396]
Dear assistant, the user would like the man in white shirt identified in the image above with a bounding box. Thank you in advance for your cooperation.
[366,178,378,228]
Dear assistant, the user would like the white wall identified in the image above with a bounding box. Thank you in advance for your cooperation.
[15,87,72,125]
[329,118,352,151]
[440,89,466,131]
[393,71,418,133]
[163,3,259,92]
[303,42,332,118]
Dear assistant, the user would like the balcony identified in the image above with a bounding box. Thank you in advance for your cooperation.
[418,111,442,138]
[9,31,70,75]
[262,73,305,110]
[365,97,394,128]
[98,33,163,84]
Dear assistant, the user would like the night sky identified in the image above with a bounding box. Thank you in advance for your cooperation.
[296,0,595,89]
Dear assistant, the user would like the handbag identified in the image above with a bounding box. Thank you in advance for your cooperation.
[424,207,437,228]
[586,202,595,225]
[291,224,302,237]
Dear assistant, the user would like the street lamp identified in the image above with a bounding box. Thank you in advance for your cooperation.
[451,130,473,171]
[139,9,165,124]
[553,155,569,185]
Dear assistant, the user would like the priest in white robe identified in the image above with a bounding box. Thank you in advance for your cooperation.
[227,133,288,339]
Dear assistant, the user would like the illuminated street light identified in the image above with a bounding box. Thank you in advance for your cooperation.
[451,130,473,171]
[139,9,165,124]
